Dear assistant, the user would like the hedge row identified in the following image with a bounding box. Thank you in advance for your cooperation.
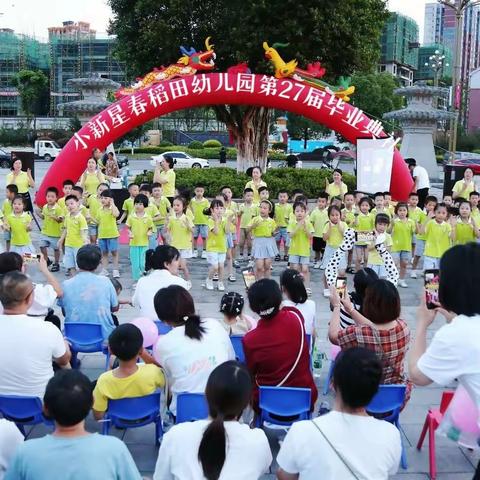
[135,167,356,199]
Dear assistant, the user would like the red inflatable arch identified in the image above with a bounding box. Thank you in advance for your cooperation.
[36,73,413,205]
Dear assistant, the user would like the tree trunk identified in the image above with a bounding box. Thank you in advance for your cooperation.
[213,105,271,172]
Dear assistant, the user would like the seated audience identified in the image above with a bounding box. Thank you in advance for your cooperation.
[329,279,411,404]
[92,323,165,420]
[243,279,317,412]
[5,370,141,480]
[0,419,23,479]
[219,291,257,335]
[276,347,401,479]
[0,271,70,398]
[280,268,316,335]
[0,252,63,327]
[132,245,189,320]
[153,285,235,416]
[59,245,118,338]
[153,361,272,479]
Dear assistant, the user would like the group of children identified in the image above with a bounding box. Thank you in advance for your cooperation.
[1,173,476,295]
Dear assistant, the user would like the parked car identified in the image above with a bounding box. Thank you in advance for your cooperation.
[150,151,209,169]
[448,157,480,175]
[34,140,61,161]
[0,148,11,169]
[296,147,341,169]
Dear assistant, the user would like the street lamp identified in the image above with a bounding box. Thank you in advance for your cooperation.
[440,0,480,161]
[424,51,449,88]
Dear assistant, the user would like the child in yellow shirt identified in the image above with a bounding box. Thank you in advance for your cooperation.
[139,184,161,250]
[86,182,109,244]
[310,193,329,269]
[221,185,240,280]
[352,197,373,272]
[189,184,210,259]
[119,183,139,224]
[274,190,293,261]
[37,186,63,272]
[151,182,171,245]
[238,188,257,260]
[4,195,34,255]
[57,179,74,216]
[3,184,18,252]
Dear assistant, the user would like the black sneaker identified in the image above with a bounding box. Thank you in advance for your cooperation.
[283,255,289,262]
[46,258,52,267]
[274,254,281,261]
[50,263,60,272]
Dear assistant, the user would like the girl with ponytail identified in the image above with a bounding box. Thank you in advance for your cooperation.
[153,361,272,479]
[153,285,235,416]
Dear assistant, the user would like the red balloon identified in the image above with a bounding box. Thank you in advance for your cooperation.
[36,73,413,205]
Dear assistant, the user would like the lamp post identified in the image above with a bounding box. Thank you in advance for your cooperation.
[440,0,480,160]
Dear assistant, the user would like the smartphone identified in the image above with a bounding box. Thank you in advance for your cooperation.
[335,276,347,299]
[355,231,375,243]
[23,253,41,264]
[424,269,440,309]
[242,269,256,290]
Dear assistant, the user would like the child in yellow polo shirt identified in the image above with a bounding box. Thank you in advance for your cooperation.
[3,184,18,252]
[126,194,154,283]
[119,183,139,224]
[139,184,161,250]
[85,182,109,244]
[310,193,329,269]
[189,184,210,259]
[57,179,75,215]
[4,195,34,255]
[274,190,293,262]
[96,190,120,278]
[288,202,314,290]
[37,186,63,272]
[238,188,258,260]
[352,197,373,272]
[58,195,88,276]
[92,323,165,421]
[151,182,171,245]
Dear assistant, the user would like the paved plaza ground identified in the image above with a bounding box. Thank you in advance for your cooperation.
[1,163,476,479]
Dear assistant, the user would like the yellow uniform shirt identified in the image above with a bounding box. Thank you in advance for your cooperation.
[455,219,476,245]
[408,206,426,225]
[159,169,176,197]
[472,207,480,226]
[152,196,171,226]
[371,207,392,220]
[342,207,356,227]
[326,182,348,199]
[122,197,135,217]
[82,171,105,195]
[64,213,88,248]
[96,208,120,239]
[323,221,347,248]
[168,214,194,250]
[288,219,314,257]
[239,203,259,229]
[391,218,416,252]
[424,220,452,258]
[7,212,32,246]
[354,212,374,246]
[274,203,293,228]
[6,171,30,194]
[368,233,393,265]
[245,180,267,204]
[41,204,62,238]
[416,212,432,241]
[453,180,475,199]
[2,199,12,217]
[145,204,160,232]
[58,197,66,213]
[86,194,101,225]
[310,208,329,238]
[127,213,154,247]
[189,198,210,225]
[92,364,165,413]
[248,216,276,238]
[206,218,228,253]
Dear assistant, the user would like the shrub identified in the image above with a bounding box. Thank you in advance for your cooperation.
[160,140,173,146]
[188,140,204,149]
[135,167,356,199]
[203,139,222,148]
[271,141,287,151]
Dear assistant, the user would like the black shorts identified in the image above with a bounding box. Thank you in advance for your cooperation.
[312,236,326,253]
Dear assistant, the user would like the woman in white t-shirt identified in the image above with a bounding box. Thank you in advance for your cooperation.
[280,269,316,335]
[153,285,235,416]
[132,245,189,320]
[277,347,401,480]
[153,360,272,480]
[409,243,480,474]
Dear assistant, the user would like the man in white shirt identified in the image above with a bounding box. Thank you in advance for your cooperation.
[0,271,71,399]
[406,158,430,209]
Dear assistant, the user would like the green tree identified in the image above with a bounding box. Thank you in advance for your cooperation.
[119,122,154,154]
[350,72,403,122]
[109,0,388,171]
[286,113,330,149]
[11,69,49,131]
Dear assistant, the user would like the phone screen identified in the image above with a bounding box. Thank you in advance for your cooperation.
[22,253,41,264]
[242,269,256,290]
[424,269,440,309]
[355,231,375,243]
[335,277,347,299]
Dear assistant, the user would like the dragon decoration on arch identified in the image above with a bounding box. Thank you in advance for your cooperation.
[114,38,355,103]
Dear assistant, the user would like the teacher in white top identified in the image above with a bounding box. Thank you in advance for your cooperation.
[406,158,430,209]
[132,245,189,320]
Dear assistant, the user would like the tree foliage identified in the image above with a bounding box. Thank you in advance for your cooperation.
[287,113,330,147]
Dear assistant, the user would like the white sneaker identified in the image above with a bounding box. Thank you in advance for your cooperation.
[185,281,192,290]
[410,271,417,279]
[112,269,120,278]
[193,250,198,258]
[313,261,320,269]
[213,272,219,281]
[218,281,225,291]
[399,280,408,288]
[201,250,207,259]
[100,268,109,276]
[206,278,214,290]
[323,288,331,298]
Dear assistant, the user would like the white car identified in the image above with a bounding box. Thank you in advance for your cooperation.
[150,151,209,169]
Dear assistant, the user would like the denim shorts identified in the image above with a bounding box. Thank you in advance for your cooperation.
[3,231,11,241]
[275,226,288,243]
[289,254,310,265]
[98,238,119,253]
[193,224,208,239]
[148,233,157,250]
[206,251,226,266]
[88,224,98,237]
[226,233,234,249]
[40,235,60,249]
[392,250,412,263]
[415,239,425,257]
[64,246,80,269]
[367,263,387,278]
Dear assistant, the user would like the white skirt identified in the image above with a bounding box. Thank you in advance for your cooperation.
[10,244,36,256]
[252,237,278,259]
